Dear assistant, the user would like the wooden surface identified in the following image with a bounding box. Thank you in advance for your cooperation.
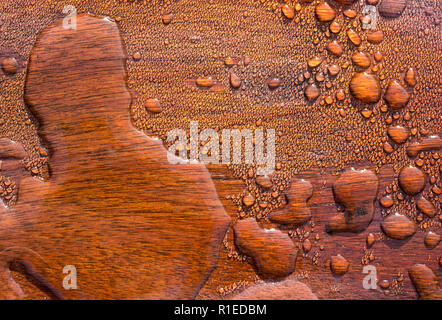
[0,0,440,300]
[0,14,230,299]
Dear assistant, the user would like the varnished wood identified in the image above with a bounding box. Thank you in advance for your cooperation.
[0,15,230,300]
[0,0,440,301]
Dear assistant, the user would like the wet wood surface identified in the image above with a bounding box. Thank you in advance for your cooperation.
[0,1,440,300]
[0,14,230,300]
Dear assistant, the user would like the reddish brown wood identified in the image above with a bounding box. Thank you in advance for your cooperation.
[0,0,440,301]
[0,15,230,300]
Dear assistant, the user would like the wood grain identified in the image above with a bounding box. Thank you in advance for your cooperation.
[0,0,440,300]
[0,14,230,300]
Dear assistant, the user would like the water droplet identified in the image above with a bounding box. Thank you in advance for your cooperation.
[315,2,336,22]
[384,80,410,110]
[267,77,281,90]
[329,21,341,33]
[307,56,323,68]
[381,213,417,240]
[162,14,174,25]
[327,41,343,56]
[366,233,375,247]
[398,166,426,195]
[350,72,381,103]
[282,4,295,19]
[379,0,407,18]
[330,254,349,275]
[233,218,297,280]
[1,57,18,75]
[328,64,340,76]
[406,135,441,157]
[405,67,417,86]
[242,194,255,207]
[305,84,320,101]
[196,76,214,87]
[256,175,272,189]
[224,57,236,67]
[269,179,313,226]
[351,52,371,69]
[343,9,357,18]
[347,29,361,46]
[380,195,394,208]
[327,169,379,233]
[416,196,437,217]
[229,72,241,89]
[387,125,409,144]
[145,98,162,113]
[424,231,440,249]
[409,264,442,300]
[132,52,141,61]
[303,239,312,252]
[367,30,384,44]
